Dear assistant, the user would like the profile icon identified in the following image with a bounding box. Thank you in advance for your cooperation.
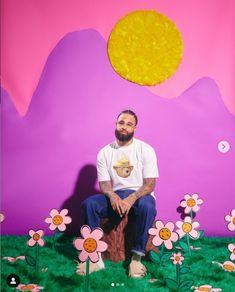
[7,274,20,287]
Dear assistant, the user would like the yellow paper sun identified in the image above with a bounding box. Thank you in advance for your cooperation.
[108,10,183,86]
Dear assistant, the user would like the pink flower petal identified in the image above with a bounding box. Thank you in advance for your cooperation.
[152,236,163,247]
[165,222,174,231]
[192,221,200,229]
[170,232,179,242]
[164,239,173,249]
[228,222,235,231]
[48,223,57,231]
[184,217,191,223]
[37,230,44,237]
[228,243,235,252]
[91,228,104,240]
[28,238,36,247]
[58,223,66,232]
[81,225,92,238]
[197,199,203,205]
[63,216,72,224]
[155,220,164,229]
[231,209,235,217]
[176,221,183,228]
[45,217,52,224]
[73,238,84,250]
[89,251,99,263]
[16,256,25,260]
[192,205,200,213]
[29,230,35,237]
[50,209,59,217]
[225,215,232,222]
[230,253,235,261]
[79,250,89,262]
[38,239,45,247]
[177,229,185,238]
[60,209,68,216]
[148,227,158,235]
[97,240,108,252]
[184,206,191,214]
[189,229,199,239]
[192,193,199,200]
[180,201,187,207]
[184,194,191,200]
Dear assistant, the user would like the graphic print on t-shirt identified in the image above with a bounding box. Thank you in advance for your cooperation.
[113,156,133,178]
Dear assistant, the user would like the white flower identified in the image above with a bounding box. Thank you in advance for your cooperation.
[176,216,200,239]
[45,209,72,231]
[170,252,184,265]
[180,193,203,214]
[148,220,178,249]
[225,209,235,231]
[228,243,235,261]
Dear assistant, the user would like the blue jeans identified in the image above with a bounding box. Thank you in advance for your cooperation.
[81,189,156,256]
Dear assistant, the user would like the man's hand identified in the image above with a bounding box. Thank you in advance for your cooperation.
[110,196,126,217]
[122,194,137,215]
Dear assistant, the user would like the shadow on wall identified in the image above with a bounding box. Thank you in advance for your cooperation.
[61,164,99,236]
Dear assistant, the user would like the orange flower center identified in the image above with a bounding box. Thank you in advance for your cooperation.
[21,285,36,290]
[159,228,171,240]
[175,256,181,262]
[223,263,235,271]
[186,198,196,207]
[83,238,97,253]
[182,222,192,233]
[33,233,40,241]
[52,215,63,225]
[232,217,235,225]
[198,288,211,291]
[233,249,235,255]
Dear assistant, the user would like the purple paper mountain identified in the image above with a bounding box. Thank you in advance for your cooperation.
[2,29,235,236]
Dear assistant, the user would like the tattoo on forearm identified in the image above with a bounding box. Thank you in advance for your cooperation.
[99,181,117,199]
[134,178,156,199]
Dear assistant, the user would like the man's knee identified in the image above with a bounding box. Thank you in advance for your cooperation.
[81,197,97,212]
[137,196,156,214]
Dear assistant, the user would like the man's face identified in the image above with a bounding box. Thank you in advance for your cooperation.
[115,113,136,142]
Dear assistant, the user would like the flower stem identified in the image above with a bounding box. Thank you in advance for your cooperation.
[186,234,191,255]
[85,259,90,292]
[176,264,180,285]
[159,244,164,266]
[35,245,39,272]
[53,231,57,250]
[190,209,193,220]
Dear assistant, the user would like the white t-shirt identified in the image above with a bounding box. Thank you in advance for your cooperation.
[97,138,159,197]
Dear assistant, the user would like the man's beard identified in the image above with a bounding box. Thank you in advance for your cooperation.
[115,129,134,142]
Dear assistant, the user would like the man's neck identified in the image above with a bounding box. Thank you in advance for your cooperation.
[116,138,134,147]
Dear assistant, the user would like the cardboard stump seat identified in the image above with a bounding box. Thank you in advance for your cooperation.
[101,214,157,262]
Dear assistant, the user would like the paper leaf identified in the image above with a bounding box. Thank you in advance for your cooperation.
[149,250,160,263]
[165,278,178,290]
[180,266,191,274]
[25,255,36,266]
[179,280,194,290]
[179,240,188,250]
[161,253,171,261]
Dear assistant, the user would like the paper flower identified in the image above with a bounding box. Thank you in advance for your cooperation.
[16,284,44,291]
[45,208,72,231]
[180,193,203,214]
[27,230,45,247]
[148,221,178,249]
[225,209,235,231]
[0,212,5,223]
[228,243,235,261]
[170,252,184,265]
[192,285,222,292]
[2,256,25,262]
[176,216,200,239]
[73,225,108,263]
[212,260,235,272]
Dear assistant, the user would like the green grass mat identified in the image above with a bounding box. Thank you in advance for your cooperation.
[1,235,235,291]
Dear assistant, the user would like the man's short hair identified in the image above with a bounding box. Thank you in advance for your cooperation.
[117,110,138,125]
